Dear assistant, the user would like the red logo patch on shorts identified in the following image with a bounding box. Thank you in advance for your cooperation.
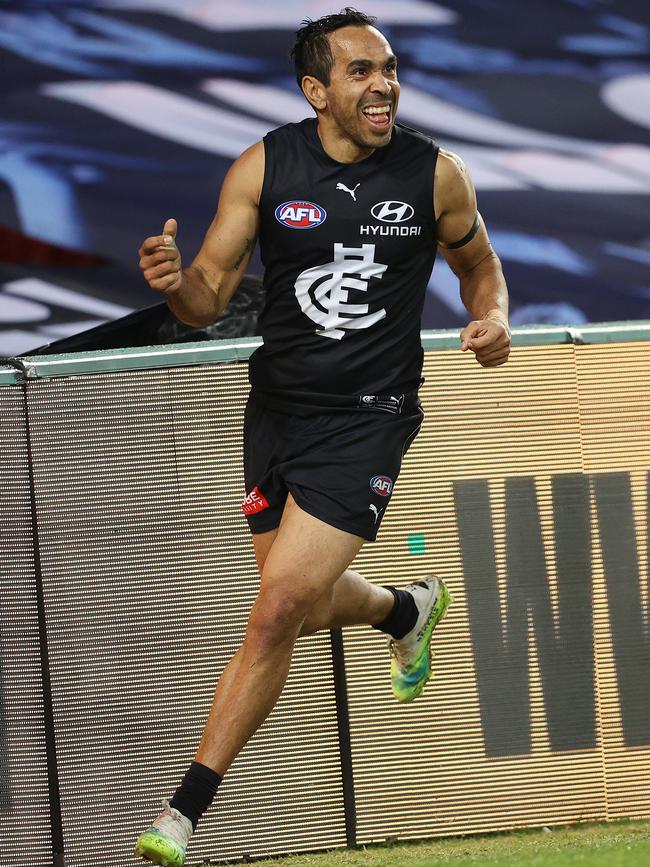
[242,486,270,516]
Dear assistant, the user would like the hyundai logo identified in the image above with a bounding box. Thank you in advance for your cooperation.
[370,201,415,223]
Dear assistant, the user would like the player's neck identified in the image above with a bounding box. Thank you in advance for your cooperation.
[316,122,375,164]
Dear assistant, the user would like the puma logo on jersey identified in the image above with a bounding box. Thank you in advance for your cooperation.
[294,243,388,340]
[369,504,384,524]
[336,182,361,201]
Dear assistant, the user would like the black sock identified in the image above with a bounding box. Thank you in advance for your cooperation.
[169,761,222,831]
[371,586,418,640]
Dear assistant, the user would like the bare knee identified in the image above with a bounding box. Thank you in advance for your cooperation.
[245,585,310,651]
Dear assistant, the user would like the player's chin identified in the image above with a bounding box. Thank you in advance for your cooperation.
[357,116,393,146]
[373,128,393,145]
[360,127,393,149]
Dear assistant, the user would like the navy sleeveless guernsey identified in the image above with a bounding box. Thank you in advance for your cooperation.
[250,118,438,414]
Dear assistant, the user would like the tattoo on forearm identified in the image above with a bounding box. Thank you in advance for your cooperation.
[233,238,251,270]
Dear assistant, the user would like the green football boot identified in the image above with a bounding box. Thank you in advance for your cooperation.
[134,800,192,867]
[389,576,452,703]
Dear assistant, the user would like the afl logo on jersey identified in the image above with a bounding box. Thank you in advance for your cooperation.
[370,475,393,497]
[370,201,414,223]
[275,201,327,229]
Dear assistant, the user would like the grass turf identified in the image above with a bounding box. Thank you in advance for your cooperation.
[239,820,650,867]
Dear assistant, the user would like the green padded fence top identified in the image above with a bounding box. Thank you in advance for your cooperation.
[2,320,650,383]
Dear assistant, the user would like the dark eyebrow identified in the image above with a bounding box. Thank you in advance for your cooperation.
[347,58,372,70]
[347,54,397,70]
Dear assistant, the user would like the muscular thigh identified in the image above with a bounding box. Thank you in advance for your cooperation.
[252,528,278,574]
[258,494,363,607]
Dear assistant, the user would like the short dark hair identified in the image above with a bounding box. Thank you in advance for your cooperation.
[290,8,377,89]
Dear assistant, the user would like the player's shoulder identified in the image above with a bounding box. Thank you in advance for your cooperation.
[224,141,265,204]
[233,140,265,169]
[229,140,265,180]
[436,148,470,186]
[434,148,475,216]
[435,147,473,198]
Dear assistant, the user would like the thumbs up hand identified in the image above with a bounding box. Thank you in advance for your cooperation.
[138,218,183,294]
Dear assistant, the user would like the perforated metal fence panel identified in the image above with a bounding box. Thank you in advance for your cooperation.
[576,343,650,821]
[347,345,606,841]
[22,365,346,866]
[0,385,52,867]
[2,326,650,865]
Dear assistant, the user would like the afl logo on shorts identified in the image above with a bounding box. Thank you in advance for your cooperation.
[370,475,393,497]
[275,201,327,229]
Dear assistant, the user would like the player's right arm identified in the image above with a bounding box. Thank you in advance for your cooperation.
[138,141,264,328]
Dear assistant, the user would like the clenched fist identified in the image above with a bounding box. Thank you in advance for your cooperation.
[460,316,511,367]
[138,218,182,294]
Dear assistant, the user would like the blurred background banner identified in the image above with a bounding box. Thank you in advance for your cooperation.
[1,0,649,355]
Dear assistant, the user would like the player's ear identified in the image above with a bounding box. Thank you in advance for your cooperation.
[302,76,327,112]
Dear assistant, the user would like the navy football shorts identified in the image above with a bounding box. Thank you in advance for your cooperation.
[241,396,424,542]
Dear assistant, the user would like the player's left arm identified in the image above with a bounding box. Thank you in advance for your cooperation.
[434,148,511,367]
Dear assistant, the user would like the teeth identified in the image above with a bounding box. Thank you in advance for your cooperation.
[363,105,390,115]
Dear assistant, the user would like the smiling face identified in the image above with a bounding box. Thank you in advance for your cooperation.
[305,25,400,162]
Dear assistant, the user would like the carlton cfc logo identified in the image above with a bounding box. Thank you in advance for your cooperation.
[275,200,327,229]
[370,475,393,497]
